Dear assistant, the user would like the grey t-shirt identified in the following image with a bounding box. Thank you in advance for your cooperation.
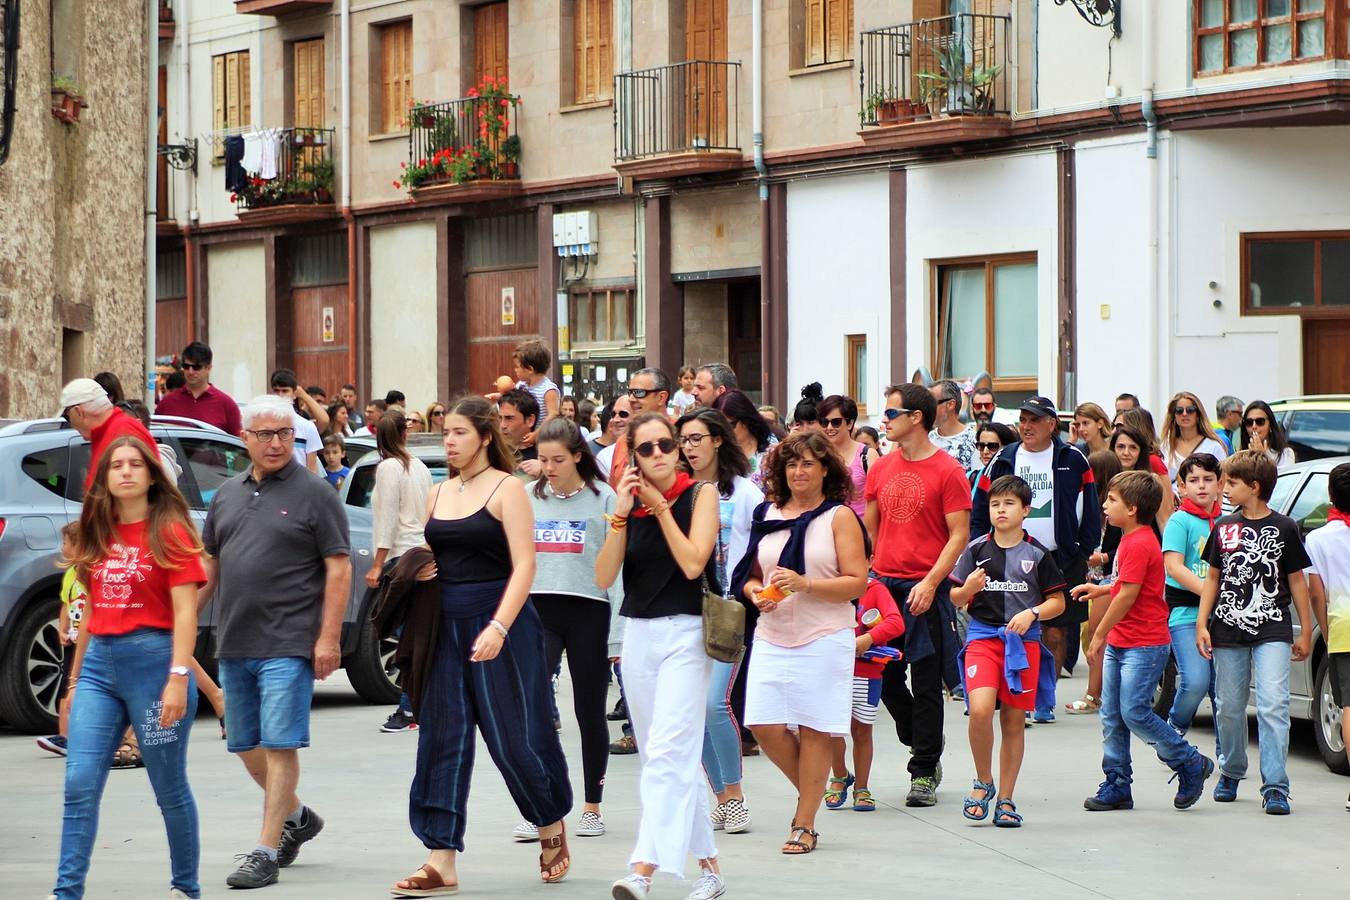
[203,460,351,659]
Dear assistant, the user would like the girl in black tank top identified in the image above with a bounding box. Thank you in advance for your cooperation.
[395,397,573,896]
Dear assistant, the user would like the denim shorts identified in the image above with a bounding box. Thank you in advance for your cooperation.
[219,657,314,752]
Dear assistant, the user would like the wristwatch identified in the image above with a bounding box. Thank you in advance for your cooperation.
[1031,606,1041,620]
[168,665,190,677]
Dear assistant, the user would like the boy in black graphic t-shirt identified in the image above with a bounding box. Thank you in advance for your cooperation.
[1197,451,1312,815]
[950,475,1066,827]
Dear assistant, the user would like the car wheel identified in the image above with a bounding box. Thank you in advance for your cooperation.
[344,603,402,705]
[1152,651,1178,717]
[0,597,63,734]
[1312,655,1350,775]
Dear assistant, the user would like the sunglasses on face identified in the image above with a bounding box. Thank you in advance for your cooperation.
[181,363,206,371]
[820,417,848,429]
[634,437,677,458]
[679,433,709,447]
[1244,417,1268,427]
[1174,405,1198,416]
[883,407,916,421]
[628,388,655,399]
[616,410,631,419]
[972,402,995,412]
[430,410,445,417]
[975,441,1002,452]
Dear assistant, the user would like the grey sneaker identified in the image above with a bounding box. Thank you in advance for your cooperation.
[226,850,279,889]
[276,807,324,868]
[906,776,938,807]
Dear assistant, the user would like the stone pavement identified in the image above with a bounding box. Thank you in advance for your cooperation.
[3,671,1346,900]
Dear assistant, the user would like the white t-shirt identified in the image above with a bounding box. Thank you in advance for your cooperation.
[672,389,697,417]
[1306,520,1350,654]
[292,413,323,470]
[1165,436,1229,481]
[717,475,765,587]
[595,442,617,480]
[1015,445,1058,551]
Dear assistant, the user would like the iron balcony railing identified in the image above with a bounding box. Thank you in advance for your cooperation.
[233,127,335,211]
[859,13,1010,127]
[614,60,741,162]
[407,94,521,184]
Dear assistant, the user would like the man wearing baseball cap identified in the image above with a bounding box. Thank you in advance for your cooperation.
[58,378,156,489]
[971,396,1101,721]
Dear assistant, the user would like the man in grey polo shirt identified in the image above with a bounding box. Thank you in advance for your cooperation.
[198,394,351,890]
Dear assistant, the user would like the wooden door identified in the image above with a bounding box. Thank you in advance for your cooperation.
[465,268,539,393]
[293,38,325,128]
[684,0,727,148]
[156,65,168,217]
[156,298,187,360]
[474,2,509,86]
[291,284,350,393]
[727,280,763,400]
[1303,319,1350,393]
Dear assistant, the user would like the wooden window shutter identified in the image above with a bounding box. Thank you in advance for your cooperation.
[239,52,252,127]
[213,54,225,132]
[572,0,589,103]
[597,0,612,99]
[474,3,508,86]
[380,23,410,134]
[825,0,849,63]
[294,39,324,129]
[805,0,826,66]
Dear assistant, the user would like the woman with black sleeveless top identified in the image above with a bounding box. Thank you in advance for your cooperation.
[597,412,727,900]
[391,396,573,898]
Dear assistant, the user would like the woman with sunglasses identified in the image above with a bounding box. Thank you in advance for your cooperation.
[677,407,764,838]
[1238,400,1296,469]
[817,394,876,517]
[406,410,427,434]
[1072,402,1112,456]
[425,402,448,433]
[715,389,776,490]
[969,423,1018,491]
[1160,392,1228,480]
[597,413,726,900]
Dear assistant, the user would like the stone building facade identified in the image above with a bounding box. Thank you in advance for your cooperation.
[0,0,149,419]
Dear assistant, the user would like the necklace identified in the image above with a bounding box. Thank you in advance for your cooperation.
[549,482,585,500]
[457,463,491,493]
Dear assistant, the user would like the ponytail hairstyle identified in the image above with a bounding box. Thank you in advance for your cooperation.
[447,395,517,476]
[375,406,412,471]
[532,416,604,499]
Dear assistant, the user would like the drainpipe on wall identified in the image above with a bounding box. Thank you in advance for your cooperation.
[753,0,773,404]
[1141,1,1159,409]
[178,0,195,341]
[145,0,160,398]
[340,0,357,390]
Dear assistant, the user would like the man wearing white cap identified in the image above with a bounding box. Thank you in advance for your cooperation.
[58,378,157,490]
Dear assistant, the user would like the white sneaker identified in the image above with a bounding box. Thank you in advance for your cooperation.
[169,890,192,899]
[512,819,539,842]
[612,873,653,899]
[709,801,727,831]
[722,797,751,834]
[686,869,727,900]
[576,810,606,836]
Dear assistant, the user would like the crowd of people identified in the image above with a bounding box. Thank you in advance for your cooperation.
[41,339,1350,900]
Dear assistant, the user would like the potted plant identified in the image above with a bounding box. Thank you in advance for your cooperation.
[861,89,912,126]
[303,157,335,203]
[917,38,1002,116]
[51,75,87,124]
[472,140,494,179]
[500,134,522,179]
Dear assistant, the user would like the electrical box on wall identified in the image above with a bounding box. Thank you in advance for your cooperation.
[551,211,599,258]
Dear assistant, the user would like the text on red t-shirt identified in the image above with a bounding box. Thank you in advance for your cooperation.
[865,448,973,581]
[87,520,207,636]
[1106,525,1170,648]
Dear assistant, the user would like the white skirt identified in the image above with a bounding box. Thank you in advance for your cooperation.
[745,627,854,736]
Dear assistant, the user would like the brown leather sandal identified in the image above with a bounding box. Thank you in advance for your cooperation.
[782,825,819,855]
[390,863,458,897]
[538,823,570,883]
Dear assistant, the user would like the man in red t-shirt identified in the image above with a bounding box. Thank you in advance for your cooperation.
[58,379,157,490]
[863,382,971,808]
[1072,471,1212,812]
[153,341,243,435]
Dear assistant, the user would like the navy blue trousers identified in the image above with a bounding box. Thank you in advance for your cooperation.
[409,589,573,851]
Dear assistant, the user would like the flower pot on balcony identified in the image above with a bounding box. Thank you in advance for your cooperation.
[878,99,911,125]
[475,161,493,179]
[500,161,519,180]
[313,186,333,204]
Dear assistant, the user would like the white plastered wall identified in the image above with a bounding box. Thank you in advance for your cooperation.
[368,221,439,407]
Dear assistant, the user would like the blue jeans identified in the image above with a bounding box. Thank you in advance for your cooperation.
[219,656,314,752]
[701,659,742,794]
[55,629,199,899]
[1168,622,1215,734]
[1213,642,1291,797]
[1100,643,1199,785]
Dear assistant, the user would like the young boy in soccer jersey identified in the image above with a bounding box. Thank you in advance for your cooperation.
[950,475,1066,827]
[1162,452,1223,736]
[1073,471,1213,812]
[1306,462,1350,808]
[1197,451,1313,814]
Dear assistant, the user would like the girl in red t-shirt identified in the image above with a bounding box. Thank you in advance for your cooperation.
[54,435,207,900]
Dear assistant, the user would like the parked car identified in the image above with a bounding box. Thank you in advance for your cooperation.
[0,417,399,735]
[1266,395,1350,461]
[1152,454,1349,774]
[338,435,449,510]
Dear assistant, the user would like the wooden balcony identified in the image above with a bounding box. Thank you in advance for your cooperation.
[234,0,331,16]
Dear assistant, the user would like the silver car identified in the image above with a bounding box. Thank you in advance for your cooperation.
[0,417,395,735]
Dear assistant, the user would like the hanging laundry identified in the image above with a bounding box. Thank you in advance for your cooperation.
[258,130,281,180]
[224,135,247,193]
[240,132,263,175]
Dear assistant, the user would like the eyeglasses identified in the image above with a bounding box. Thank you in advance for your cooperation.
[627,388,656,399]
[820,417,847,429]
[975,441,1002,452]
[616,410,631,419]
[1244,417,1269,427]
[245,427,296,444]
[409,417,424,425]
[634,437,677,458]
[883,407,916,421]
[1174,405,1199,416]
[181,362,206,371]
[678,433,709,447]
[972,402,996,412]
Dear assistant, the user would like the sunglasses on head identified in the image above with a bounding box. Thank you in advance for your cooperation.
[1174,405,1198,416]
[883,407,916,421]
[820,417,847,429]
[634,437,677,458]
[181,362,206,371]
[975,441,1001,452]
[1244,416,1268,427]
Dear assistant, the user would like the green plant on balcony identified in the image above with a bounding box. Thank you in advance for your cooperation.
[303,156,335,202]
[861,88,922,127]
[917,38,1001,116]
[501,134,522,179]
[51,74,87,124]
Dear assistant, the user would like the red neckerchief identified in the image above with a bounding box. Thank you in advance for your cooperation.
[631,471,695,517]
[1329,509,1350,527]
[1179,497,1220,531]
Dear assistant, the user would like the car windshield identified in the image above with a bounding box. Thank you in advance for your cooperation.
[345,460,449,509]
[1285,410,1350,461]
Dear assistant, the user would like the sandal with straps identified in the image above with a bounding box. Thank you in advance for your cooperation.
[1064,694,1101,715]
[993,798,1023,828]
[781,825,819,855]
[963,779,996,821]
[538,823,570,883]
[852,787,877,812]
[390,862,458,897]
[824,772,854,810]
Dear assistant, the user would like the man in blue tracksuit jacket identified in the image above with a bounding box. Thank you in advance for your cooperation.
[971,396,1101,721]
